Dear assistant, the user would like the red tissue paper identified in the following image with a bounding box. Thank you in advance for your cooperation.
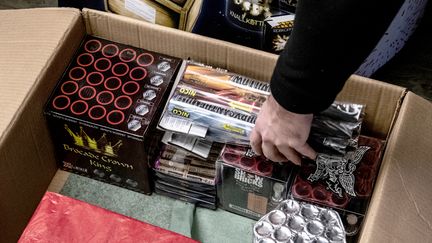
[19,192,199,243]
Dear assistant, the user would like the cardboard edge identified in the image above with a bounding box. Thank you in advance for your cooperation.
[0,8,86,242]
[0,8,81,144]
[81,8,278,81]
[358,91,432,242]
[47,170,72,193]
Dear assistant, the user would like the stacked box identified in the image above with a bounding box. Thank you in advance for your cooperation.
[44,35,182,194]
[159,62,365,156]
[217,144,295,220]
[263,14,295,54]
[290,136,385,242]
[152,144,222,209]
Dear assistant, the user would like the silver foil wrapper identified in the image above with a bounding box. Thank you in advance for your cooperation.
[253,199,346,243]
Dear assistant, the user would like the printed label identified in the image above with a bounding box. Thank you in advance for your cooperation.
[125,0,156,24]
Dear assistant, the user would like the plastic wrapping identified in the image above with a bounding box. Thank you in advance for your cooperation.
[253,199,346,243]
[153,144,221,185]
[19,192,199,243]
[158,61,365,153]
[318,102,365,123]
[158,62,269,144]
[152,144,219,209]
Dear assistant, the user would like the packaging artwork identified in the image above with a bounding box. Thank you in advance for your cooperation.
[263,14,295,54]
[217,144,295,220]
[225,0,282,32]
[290,136,384,242]
[44,36,182,194]
[158,61,270,145]
[152,144,220,209]
[159,61,364,155]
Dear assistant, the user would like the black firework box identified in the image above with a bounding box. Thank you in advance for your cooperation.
[44,35,183,194]
[263,14,295,54]
[289,135,385,242]
[216,144,296,220]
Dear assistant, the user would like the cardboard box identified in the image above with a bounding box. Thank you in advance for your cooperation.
[1,7,432,243]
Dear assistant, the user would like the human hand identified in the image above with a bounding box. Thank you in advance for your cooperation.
[250,95,317,165]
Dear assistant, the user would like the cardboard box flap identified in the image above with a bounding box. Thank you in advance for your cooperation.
[0,8,85,242]
[360,92,432,242]
[82,8,278,82]
[0,8,82,140]
[336,75,406,140]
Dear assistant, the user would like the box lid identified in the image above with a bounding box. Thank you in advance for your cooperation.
[44,35,182,139]
[360,92,432,242]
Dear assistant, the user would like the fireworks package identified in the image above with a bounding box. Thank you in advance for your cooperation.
[158,61,365,156]
[19,192,198,243]
[263,14,295,54]
[253,199,347,243]
[158,61,269,145]
[152,144,222,209]
[216,144,296,220]
[44,35,183,194]
[290,136,385,242]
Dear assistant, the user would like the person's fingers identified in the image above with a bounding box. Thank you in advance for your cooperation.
[250,129,263,155]
[294,143,317,160]
[278,145,302,165]
[262,141,287,162]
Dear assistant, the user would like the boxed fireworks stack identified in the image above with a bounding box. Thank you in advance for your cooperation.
[263,14,295,54]
[152,143,222,209]
[290,136,385,242]
[158,61,364,156]
[216,144,295,220]
[158,61,270,145]
[44,35,183,194]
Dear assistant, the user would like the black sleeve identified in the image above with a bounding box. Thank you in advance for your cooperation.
[270,0,404,114]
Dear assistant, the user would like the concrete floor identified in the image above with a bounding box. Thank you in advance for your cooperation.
[1,0,431,100]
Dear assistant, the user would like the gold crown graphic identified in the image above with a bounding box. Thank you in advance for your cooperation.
[64,124,123,157]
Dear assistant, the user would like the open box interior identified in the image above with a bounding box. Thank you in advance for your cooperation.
[1,8,431,243]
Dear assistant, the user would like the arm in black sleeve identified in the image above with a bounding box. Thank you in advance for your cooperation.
[270,0,404,114]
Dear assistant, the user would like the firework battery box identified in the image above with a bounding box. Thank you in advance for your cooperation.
[44,35,183,194]
[289,136,384,242]
[216,144,295,220]
[263,14,295,54]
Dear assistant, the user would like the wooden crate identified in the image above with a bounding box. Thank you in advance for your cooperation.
[108,0,179,28]
[155,0,203,31]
